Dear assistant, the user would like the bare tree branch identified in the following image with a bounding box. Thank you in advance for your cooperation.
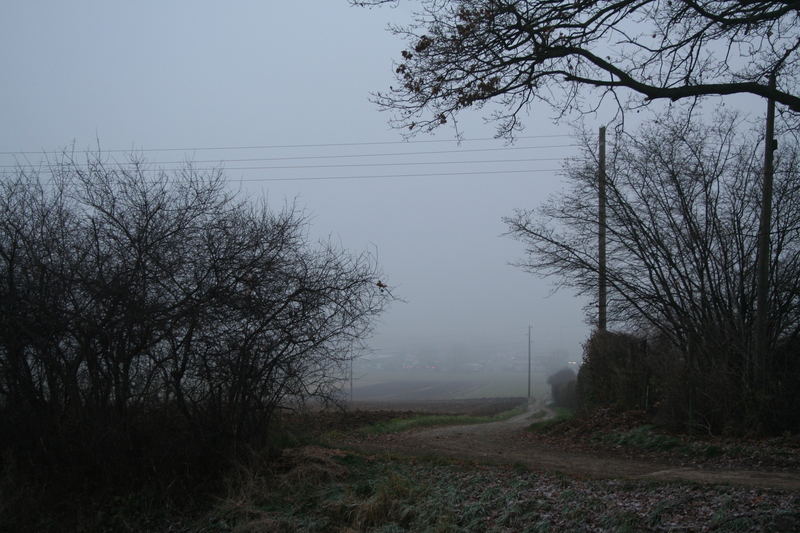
[357,0,800,136]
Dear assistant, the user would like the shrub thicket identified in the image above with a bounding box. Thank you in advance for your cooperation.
[576,332,650,413]
[577,331,800,434]
[0,153,386,528]
[547,367,577,408]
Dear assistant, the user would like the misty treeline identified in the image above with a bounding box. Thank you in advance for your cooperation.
[507,111,800,434]
[0,154,386,479]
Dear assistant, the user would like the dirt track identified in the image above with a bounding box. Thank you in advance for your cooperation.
[340,402,800,491]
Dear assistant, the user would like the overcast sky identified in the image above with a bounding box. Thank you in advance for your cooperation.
[1,1,593,361]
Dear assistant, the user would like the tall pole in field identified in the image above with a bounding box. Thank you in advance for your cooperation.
[756,72,777,384]
[528,324,532,401]
[598,126,608,331]
[349,357,354,404]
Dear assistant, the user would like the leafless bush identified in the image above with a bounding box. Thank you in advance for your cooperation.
[0,152,387,476]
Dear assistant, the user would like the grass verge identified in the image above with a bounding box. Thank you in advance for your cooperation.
[596,425,732,459]
[358,405,527,435]
[522,407,800,468]
[212,448,800,532]
[598,425,682,451]
[528,406,575,433]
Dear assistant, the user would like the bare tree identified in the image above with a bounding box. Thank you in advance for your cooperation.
[504,111,800,430]
[354,0,800,136]
[0,152,388,464]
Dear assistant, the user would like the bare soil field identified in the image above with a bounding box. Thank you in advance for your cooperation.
[350,372,540,402]
[349,396,526,416]
[352,379,501,402]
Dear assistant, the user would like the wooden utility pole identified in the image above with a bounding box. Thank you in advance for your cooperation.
[349,357,354,404]
[527,324,532,401]
[756,72,777,379]
[598,126,607,331]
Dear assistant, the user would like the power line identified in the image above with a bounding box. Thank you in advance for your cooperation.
[16,168,562,185]
[0,143,578,168]
[229,168,561,182]
[11,156,566,174]
[0,134,574,156]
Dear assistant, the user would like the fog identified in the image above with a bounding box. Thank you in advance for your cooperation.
[1,2,591,399]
